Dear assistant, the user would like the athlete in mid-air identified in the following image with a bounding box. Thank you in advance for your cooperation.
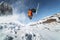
[28,3,39,20]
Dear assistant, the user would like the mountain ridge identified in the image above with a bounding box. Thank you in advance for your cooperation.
[28,13,60,26]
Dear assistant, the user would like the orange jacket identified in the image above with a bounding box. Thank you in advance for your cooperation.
[28,10,33,17]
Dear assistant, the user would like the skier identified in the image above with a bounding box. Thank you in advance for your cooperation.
[28,3,39,20]
[28,9,36,19]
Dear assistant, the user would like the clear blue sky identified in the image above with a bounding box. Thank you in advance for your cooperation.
[0,0,60,23]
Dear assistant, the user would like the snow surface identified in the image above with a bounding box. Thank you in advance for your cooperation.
[0,13,60,40]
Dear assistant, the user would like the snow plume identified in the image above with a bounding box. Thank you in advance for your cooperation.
[11,0,30,24]
[12,0,28,13]
[0,0,35,24]
[0,14,27,26]
[12,7,27,24]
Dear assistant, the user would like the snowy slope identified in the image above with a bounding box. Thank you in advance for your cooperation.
[27,13,60,40]
[0,13,60,40]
